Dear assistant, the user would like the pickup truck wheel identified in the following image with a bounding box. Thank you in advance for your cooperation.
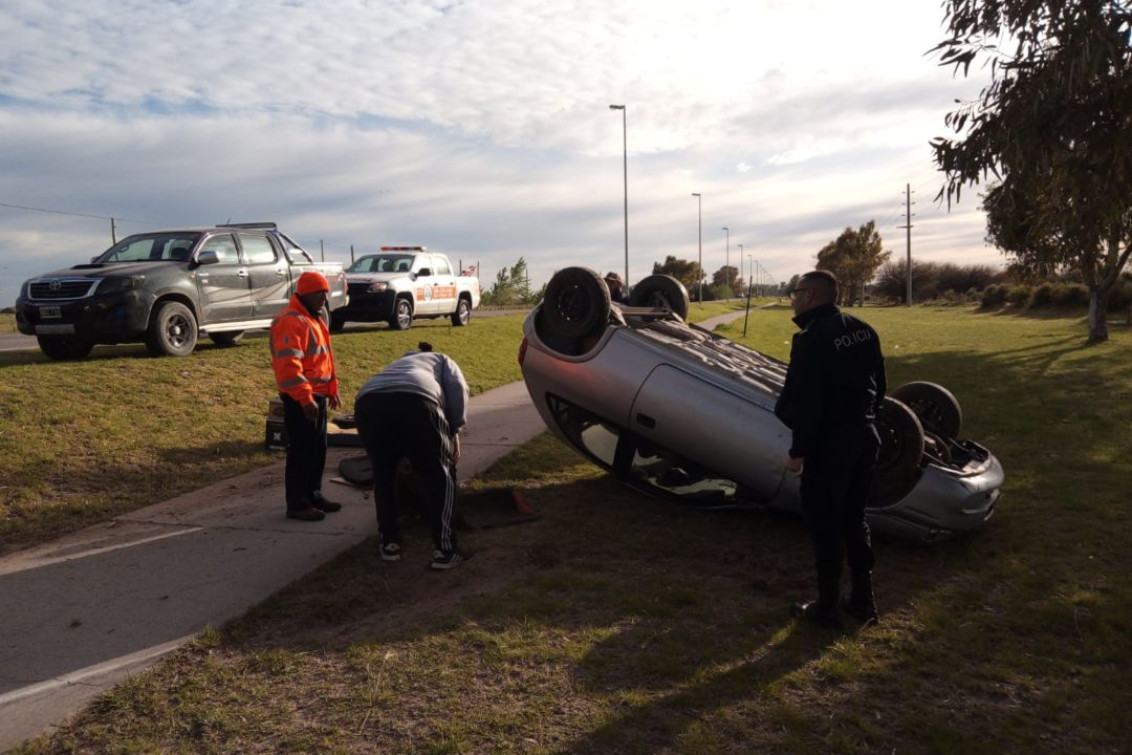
[891,381,962,439]
[868,397,925,509]
[208,331,244,347]
[36,335,93,360]
[629,275,691,320]
[544,267,611,339]
[329,312,346,333]
[146,301,198,357]
[389,298,413,330]
[451,298,471,326]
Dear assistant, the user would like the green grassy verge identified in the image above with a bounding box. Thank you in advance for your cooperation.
[0,312,16,333]
[15,305,1132,753]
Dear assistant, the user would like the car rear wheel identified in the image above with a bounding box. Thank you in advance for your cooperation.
[146,301,198,357]
[36,334,93,360]
[629,275,691,320]
[389,298,413,330]
[208,331,244,347]
[451,298,471,326]
[891,381,962,439]
[329,312,346,333]
[544,267,611,339]
[868,396,925,509]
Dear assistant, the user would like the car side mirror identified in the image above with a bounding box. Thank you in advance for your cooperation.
[197,250,220,265]
[417,268,432,277]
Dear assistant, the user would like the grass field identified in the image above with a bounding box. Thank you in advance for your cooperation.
[13,304,1132,753]
[0,301,743,553]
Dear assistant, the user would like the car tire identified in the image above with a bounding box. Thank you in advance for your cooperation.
[869,396,925,509]
[544,267,611,339]
[146,301,198,357]
[208,331,244,347]
[389,298,413,330]
[891,381,962,439]
[451,298,471,327]
[36,334,93,360]
[329,312,346,333]
[629,274,691,320]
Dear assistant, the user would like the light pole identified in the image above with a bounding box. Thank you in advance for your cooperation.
[609,105,628,285]
[737,243,744,291]
[691,193,702,302]
[722,227,730,299]
[748,255,754,295]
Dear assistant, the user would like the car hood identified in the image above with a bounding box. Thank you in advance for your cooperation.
[33,261,178,280]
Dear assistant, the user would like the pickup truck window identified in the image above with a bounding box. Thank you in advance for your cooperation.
[239,233,277,264]
[202,233,239,264]
[348,254,415,273]
[278,234,314,265]
[98,233,202,263]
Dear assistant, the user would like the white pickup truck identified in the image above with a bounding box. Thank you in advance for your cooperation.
[332,246,481,331]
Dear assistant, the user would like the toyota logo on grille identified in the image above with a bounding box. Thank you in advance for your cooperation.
[49,280,62,291]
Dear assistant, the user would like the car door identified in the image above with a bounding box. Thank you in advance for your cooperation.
[628,364,789,502]
[239,232,291,318]
[428,254,458,314]
[193,232,254,322]
[411,255,439,315]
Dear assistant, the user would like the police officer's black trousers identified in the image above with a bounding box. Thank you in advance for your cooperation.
[799,427,878,606]
[281,393,328,511]
[355,391,458,553]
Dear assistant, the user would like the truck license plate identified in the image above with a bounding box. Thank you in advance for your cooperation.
[39,305,62,319]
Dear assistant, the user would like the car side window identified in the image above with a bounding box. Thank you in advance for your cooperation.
[201,234,239,264]
[432,255,451,275]
[239,233,277,265]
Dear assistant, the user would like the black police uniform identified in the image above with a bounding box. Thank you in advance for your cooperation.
[774,302,887,622]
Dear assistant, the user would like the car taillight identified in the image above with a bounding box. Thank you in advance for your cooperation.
[518,337,528,366]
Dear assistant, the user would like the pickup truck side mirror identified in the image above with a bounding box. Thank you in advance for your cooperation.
[417,268,432,277]
[195,250,220,267]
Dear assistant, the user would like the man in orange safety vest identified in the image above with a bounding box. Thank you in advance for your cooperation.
[270,271,343,521]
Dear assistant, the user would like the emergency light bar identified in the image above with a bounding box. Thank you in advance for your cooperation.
[380,246,427,251]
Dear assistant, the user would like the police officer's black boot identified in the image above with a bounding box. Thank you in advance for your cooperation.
[790,576,843,629]
[843,571,879,626]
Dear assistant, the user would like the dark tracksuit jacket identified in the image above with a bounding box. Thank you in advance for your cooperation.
[353,351,469,553]
[774,302,887,588]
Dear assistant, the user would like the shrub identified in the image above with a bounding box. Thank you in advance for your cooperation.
[981,284,1008,308]
[1108,277,1132,312]
[1051,283,1089,308]
[1029,283,1056,308]
[1007,285,1032,307]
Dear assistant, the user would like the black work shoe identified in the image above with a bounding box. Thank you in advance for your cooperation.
[286,506,326,521]
[380,542,402,562]
[790,600,843,629]
[430,549,471,571]
[311,493,342,513]
[842,599,879,626]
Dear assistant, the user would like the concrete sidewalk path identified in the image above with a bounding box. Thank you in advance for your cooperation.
[0,380,547,750]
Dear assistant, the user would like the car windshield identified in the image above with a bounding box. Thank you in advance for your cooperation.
[348,254,415,273]
[96,233,202,263]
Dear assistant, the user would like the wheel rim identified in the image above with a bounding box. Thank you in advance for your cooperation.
[167,314,191,347]
[555,285,591,324]
[397,302,411,327]
[459,302,469,323]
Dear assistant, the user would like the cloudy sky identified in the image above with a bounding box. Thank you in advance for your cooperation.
[0,0,999,306]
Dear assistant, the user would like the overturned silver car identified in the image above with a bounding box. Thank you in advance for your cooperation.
[518,267,1003,542]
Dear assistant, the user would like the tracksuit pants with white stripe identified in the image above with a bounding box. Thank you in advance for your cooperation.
[355,391,458,554]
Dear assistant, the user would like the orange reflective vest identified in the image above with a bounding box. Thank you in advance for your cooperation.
[270,295,339,406]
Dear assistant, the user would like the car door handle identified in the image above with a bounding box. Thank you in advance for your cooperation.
[276,268,287,276]
[237,269,249,277]
[636,413,656,429]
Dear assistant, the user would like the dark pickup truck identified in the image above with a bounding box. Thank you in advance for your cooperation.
[15,222,348,359]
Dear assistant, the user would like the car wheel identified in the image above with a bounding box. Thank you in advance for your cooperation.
[389,298,413,330]
[868,396,925,509]
[36,334,93,360]
[629,274,691,320]
[146,301,198,357]
[544,267,611,339]
[208,331,244,347]
[891,381,962,439]
[329,312,346,333]
[451,298,471,327]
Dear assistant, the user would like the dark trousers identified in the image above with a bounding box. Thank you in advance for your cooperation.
[354,392,458,553]
[799,426,879,604]
[281,393,327,511]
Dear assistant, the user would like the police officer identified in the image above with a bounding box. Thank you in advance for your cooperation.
[774,270,886,627]
[354,342,470,570]
[604,272,630,304]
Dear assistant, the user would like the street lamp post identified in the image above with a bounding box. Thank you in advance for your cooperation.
[609,105,628,285]
[691,193,702,302]
[722,226,730,299]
